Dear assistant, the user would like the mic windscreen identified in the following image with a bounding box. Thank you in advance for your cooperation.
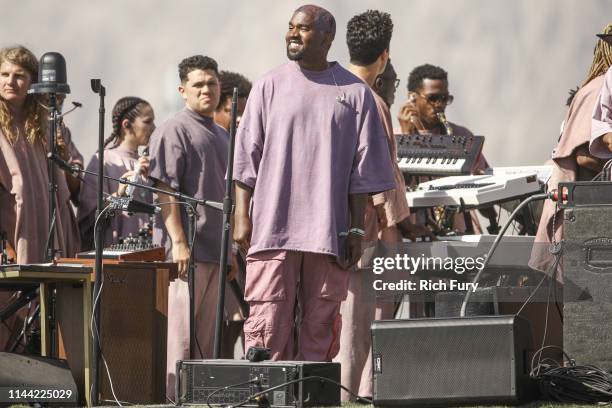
[28,52,70,95]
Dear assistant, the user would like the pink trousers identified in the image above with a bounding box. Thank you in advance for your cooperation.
[243,250,349,361]
[165,262,219,401]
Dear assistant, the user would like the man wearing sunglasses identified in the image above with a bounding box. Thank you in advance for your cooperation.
[398,64,490,233]
[373,58,399,108]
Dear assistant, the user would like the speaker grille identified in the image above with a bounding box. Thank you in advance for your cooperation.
[372,316,532,406]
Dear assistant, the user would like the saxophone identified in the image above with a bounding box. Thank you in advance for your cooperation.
[437,112,453,136]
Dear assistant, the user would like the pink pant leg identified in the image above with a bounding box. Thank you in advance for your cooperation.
[166,262,218,401]
[296,252,349,361]
[243,250,298,360]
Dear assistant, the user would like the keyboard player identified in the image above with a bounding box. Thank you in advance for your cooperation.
[397,63,494,233]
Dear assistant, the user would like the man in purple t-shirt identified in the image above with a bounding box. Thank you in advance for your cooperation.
[148,55,229,399]
[233,5,396,361]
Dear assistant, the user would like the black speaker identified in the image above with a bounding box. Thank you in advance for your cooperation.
[176,359,340,407]
[563,205,612,369]
[371,315,537,407]
[0,352,78,406]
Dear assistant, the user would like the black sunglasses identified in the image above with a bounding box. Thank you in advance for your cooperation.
[375,77,400,90]
[418,92,454,105]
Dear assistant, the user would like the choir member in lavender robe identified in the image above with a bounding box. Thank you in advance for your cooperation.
[147,55,234,400]
[77,97,155,250]
[0,46,79,350]
[213,70,251,132]
[590,31,612,157]
[233,5,395,364]
[530,26,612,275]
[334,12,433,401]
[213,70,253,357]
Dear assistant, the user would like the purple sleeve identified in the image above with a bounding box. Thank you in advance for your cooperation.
[349,89,396,194]
[590,68,612,158]
[233,82,264,189]
[148,123,186,191]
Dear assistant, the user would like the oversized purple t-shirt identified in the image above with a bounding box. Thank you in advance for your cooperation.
[148,108,229,264]
[233,61,396,257]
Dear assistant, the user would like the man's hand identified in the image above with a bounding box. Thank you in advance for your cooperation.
[136,155,150,177]
[172,239,191,278]
[398,217,436,242]
[375,203,387,229]
[398,97,425,134]
[233,214,252,252]
[56,125,69,161]
[604,132,612,152]
[346,232,363,268]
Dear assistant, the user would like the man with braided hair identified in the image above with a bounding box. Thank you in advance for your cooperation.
[147,55,233,400]
[77,96,155,250]
[214,70,252,131]
[530,25,612,275]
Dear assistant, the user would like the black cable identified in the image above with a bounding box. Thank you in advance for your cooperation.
[205,379,260,408]
[530,346,612,403]
[230,375,372,407]
[460,192,549,316]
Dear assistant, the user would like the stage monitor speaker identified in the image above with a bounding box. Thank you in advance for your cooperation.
[563,205,612,370]
[0,352,78,405]
[371,315,537,407]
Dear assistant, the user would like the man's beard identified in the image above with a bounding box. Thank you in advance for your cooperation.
[286,47,304,61]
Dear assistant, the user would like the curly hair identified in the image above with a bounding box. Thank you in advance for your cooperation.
[407,64,448,92]
[0,46,47,145]
[178,55,219,83]
[103,96,150,147]
[217,71,252,109]
[346,10,393,66]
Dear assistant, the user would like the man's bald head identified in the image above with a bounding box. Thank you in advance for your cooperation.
[294,4,336,40]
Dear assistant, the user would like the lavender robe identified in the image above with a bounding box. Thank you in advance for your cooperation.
[590,66,612,158]
[148,109,229,264]
[78,144,152,250]
[335,89,404,401]
[233,61,396,257]
[0,129,80,349]
[530,75,606,273]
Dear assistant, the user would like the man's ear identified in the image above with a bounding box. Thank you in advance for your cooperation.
[178,84,186,100]
[378,49,389,75]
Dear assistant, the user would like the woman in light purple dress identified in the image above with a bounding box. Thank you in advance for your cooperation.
[78,97,156,250]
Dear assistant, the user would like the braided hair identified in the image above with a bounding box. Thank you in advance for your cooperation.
[104,96,149,147]
[583,24,612,86]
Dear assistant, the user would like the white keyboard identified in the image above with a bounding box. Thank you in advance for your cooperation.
[405,172,542,208]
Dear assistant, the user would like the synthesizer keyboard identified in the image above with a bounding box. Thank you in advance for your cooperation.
[405,171,543,208]
[396,133,485,177]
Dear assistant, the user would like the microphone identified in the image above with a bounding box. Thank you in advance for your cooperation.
[125,147,149,198]
[28,52,70,95]
[47,152,80,175]
[107,195,159,215]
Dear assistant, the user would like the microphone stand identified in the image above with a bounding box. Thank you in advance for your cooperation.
[49,152,222,401]
[213,88,239,358]
[45,93,60,262]
[90,78,105,406]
